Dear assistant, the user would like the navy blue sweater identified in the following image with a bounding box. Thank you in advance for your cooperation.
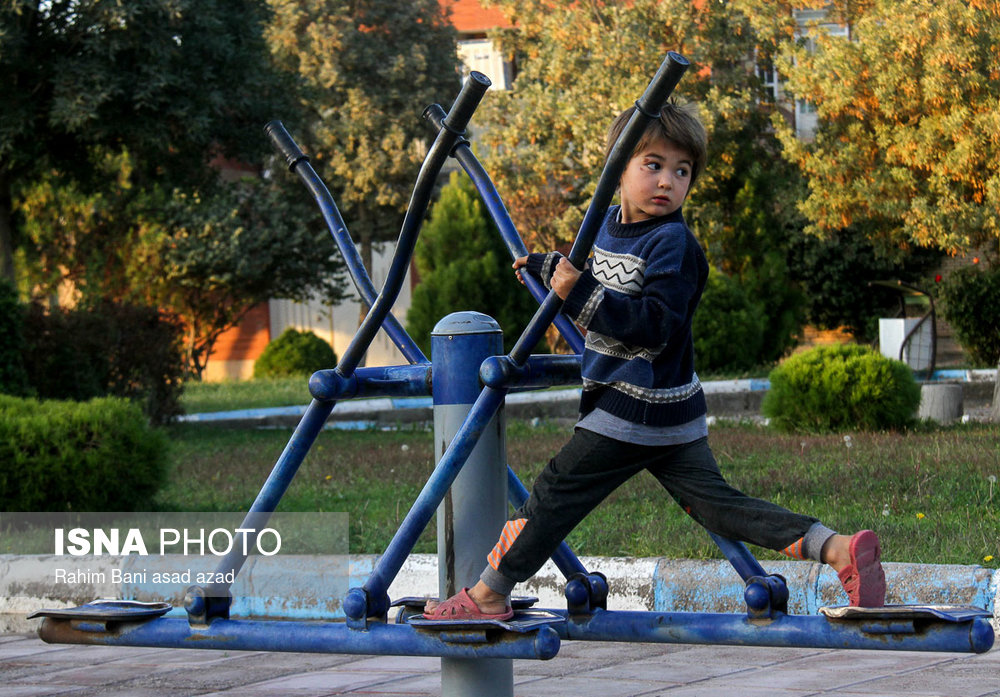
[525,206,709,426]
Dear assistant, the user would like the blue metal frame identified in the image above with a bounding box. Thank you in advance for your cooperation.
[34,53,995,659]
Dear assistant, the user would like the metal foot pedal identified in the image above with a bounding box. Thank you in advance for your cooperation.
[820,604,991,623]
[408,607,565,633]
[29,600,172,635]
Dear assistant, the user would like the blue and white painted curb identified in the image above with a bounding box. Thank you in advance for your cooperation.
[177,370,996,429]
[3,554,996,634]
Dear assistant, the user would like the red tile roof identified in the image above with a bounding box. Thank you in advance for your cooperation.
[440,0,512,33]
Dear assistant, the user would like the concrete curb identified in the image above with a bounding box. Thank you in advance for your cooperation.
[3,554,996,633]
[177,373,996,428]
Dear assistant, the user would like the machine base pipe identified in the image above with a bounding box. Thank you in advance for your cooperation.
[38,617,561,661]
[553,610,994,654]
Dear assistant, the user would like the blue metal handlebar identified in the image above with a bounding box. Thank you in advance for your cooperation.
[264,120,426,365]
[336,71,492,375]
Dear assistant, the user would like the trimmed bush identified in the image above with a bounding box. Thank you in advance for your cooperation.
[0,395,168,511]
[762,344,920,432]
[254,328,336,378]
[693,269,767,373]
[938,265,1000,367]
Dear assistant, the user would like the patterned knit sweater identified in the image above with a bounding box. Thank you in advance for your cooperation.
[525,206,709,427]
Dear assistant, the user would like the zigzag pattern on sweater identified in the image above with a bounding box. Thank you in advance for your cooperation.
[586,330,665,363]
[591,247,645,296]
[583,373,702,404]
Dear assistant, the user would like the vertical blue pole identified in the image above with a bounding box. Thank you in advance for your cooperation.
[431,312,511,697]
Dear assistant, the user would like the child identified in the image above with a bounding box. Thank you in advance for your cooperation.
[424,102,886,621]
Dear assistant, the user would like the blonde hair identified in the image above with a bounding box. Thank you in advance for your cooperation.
[604,101,708,189]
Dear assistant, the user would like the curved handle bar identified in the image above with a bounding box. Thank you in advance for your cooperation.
[635,51,690,121]
[216,77,494,610]
[265,120,309,171]
[264,120,427,365]
[424,104,586,354]
[336,72,492,376]
[507,52,690,364]
[568,51,689,270]
[445,71,492,133]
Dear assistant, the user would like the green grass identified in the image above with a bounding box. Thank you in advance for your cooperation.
[156,419,1000,568]
[180,376,312,414]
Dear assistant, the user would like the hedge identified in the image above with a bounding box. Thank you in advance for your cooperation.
[0,395,168,511]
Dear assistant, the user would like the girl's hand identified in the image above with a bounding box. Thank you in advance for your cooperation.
[512,256,528,285]
[551,258,582,300]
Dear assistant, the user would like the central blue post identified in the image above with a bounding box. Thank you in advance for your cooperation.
[431,312,511,697]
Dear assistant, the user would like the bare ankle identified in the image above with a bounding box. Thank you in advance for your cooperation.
[822,534,851,572]
[468,581,509,610]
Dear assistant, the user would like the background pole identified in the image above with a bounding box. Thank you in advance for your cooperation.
[431,312,511,697]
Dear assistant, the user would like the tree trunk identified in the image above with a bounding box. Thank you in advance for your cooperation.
[0,172,17,285]
[992,356,1000,423]
[355,223,373,368]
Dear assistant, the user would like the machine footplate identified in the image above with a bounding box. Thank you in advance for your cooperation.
[28,600,172,622]
[820,604,991,623]
[408,608,565,633]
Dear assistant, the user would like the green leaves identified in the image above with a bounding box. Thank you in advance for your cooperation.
[406,172,540,354]
[268,0,460,248]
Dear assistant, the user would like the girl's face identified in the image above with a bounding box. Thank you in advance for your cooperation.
[618,137,693,224]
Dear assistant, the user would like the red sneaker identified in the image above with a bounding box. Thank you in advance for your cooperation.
[837,530,886,607]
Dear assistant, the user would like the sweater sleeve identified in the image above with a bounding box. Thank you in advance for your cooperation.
[523,251,563,291]
[561,234,702,351]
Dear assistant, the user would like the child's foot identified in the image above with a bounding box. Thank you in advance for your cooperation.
[422,584,513,621]
[836,530,886,607]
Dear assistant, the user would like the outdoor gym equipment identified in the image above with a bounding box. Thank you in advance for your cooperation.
[32,51,994,697]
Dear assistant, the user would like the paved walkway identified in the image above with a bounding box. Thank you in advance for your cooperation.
[2,626,997,697]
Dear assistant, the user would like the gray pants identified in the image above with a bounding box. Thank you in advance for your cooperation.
[482,429,822,594]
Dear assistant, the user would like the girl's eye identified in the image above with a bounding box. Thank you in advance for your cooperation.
[675,167,690,177]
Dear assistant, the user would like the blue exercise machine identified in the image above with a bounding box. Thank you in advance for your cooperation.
[32,51,994,695]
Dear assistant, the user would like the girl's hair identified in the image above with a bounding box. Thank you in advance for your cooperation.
[604,101,708,189]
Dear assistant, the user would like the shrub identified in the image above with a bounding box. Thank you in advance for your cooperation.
[0,395,168,511]
[254,328,336,378]
[762,344,920,432]
[20,301,185,424]
[0,281,30,397]
[938,266,1000,367]
[693,269,766,373]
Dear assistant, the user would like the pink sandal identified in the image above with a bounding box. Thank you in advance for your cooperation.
[422,588,513,621]
[837,530,886,607]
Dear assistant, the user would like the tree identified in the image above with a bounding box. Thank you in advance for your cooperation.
[125,177,347,378]
[266,0,461,291]
[773,0,1000,256]
[406,172,540,354]
[0,0,291,285]
[477,0,808,362]
[2,1,354,377]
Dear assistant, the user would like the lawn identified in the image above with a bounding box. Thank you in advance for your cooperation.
[180,376,312,414]
[157,418,1000,569]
